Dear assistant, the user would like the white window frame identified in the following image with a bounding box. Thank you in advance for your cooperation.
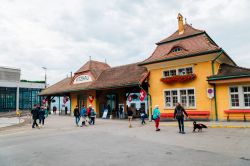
[228,85,250,109]
[162,66,194,78]
[243,86,250,107]
[163,88,196,109]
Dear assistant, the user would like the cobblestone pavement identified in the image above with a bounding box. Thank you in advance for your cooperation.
[0,115,250,166]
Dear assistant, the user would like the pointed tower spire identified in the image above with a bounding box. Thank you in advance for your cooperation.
[177,13,184,35]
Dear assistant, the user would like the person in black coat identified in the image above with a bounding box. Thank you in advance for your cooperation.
[39,106,45,126]
[74,105,80,126]
[139,108,146,125]
[174,103,188,134]
[31,104,39,128]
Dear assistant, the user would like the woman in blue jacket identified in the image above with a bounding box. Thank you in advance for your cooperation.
[152,105,160,131]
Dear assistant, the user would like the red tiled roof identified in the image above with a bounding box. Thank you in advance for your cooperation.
[142,32,220,64]
[91,63,148,89]
[75,60,110,79]
[156,24,204,44]
[39,62,148,95]
[208,63,250,80]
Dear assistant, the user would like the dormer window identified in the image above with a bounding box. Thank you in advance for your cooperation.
[171,47,182,53]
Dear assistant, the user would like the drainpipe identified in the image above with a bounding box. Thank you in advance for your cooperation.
[211,51,223,121]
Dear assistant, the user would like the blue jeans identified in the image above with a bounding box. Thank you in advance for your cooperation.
[177,117,184,132]
[75,116,80,125]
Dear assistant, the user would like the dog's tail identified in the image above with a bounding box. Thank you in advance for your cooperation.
[201,124,207,128]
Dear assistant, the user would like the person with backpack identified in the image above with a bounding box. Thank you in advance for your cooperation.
[90,108,96,125]
[80,105,87,127]
[73,105,80,127]
[174,102,188,134]
[86,105,92,124]
[152,105,160,131]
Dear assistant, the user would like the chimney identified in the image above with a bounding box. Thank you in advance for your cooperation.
[177,13,184,35]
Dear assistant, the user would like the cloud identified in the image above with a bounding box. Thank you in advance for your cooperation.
[0,0,249,84]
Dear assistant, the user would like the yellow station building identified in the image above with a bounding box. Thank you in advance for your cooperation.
[40,14,250,121]
[140,14,250,121]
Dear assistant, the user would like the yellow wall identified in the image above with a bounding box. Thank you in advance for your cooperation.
[147,60,219,120]
[216,83,250,121]
[216,84,229,120]
[70,92,78,115]
[70,90,98,116]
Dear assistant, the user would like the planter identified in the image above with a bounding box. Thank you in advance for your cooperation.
[160,74,197,84]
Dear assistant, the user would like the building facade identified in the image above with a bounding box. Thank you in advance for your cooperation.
[40,61,149,118]
[0,66,45,112]
[140,14,250,121]
[40,14,250,121]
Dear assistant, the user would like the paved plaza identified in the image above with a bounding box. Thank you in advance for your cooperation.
[0,115,250,166]
[0,117,24,128]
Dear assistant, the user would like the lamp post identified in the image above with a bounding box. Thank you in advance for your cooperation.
[42,67,47,88]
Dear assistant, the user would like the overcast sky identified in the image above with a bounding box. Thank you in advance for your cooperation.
[0,0,249,85]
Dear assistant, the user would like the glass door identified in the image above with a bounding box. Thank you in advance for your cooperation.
[106,94,117,118]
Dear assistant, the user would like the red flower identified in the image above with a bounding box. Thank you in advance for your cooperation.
[160,74,196,84]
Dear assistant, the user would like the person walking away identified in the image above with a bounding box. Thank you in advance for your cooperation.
[174,102,188,134]
[53,106,57,115]
[90,108,96,125]
[119,105,124,119]
[127,106,133,128]
[152,105,160,131]
[31,104,39,128]
[39,106,45,126]
[73,105,80,127]
[65,106,68,115]
[139,107,146,125]
[80,105,87,126]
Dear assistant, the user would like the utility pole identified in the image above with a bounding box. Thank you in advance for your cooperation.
[42,67,47,88]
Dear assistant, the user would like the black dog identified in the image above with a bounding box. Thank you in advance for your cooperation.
[193,121,207,132]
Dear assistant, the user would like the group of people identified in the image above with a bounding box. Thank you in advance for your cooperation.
[31,104,49,128]
[73,105,96,127]
[31,102,188,133]
[127,106,147,128]
[152,102,188,133]
[127,102,188,134]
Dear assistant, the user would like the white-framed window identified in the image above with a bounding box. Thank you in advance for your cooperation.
[229,85,250,108]
[163,69,176,77]
[243,86,250,107]
[164,88,196,108]
[163,66,193,78]
[180,90,187,107]
[230,87,239,107]
[178,68,186,75]
[186,67,193,74]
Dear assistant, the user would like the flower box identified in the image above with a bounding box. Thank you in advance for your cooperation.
[160,74,196,83]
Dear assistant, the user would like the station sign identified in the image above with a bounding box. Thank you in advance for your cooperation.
[73,74,92,84]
